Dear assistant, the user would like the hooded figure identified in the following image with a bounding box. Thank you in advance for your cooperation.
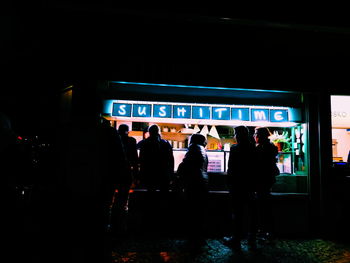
[179,133,209,191]
[178,133,209,245]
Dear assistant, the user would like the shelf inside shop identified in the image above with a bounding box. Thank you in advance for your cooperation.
[161,132,194,135]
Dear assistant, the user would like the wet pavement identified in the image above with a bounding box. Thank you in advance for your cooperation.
[110,236,350,263]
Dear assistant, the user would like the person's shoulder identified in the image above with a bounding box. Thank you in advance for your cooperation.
[142,137,152,146]
[268,142,278,149]
[128,136,137,143]
[190,143,201,149]
[160,138,171,145]
[249,142,257,150]
[231,143,252,151]
[262,142,278,154]
[99,124,118,136]
[191,144,206,154]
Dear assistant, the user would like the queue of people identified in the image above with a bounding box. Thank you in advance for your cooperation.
[97,120,279,251]
[0,108,280,263]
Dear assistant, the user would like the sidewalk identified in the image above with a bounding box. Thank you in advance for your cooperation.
[103,189,350,262]
[110,235,350,263]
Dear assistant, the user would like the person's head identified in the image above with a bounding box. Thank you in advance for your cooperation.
[148,124,160,137]
[118,124,130,136]
[234,125,249,143]
[254,127,271,144]
[190,133,207,147]
[101,117,111,127]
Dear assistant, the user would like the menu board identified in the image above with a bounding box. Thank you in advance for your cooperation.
[277,152,292,174]
[207,151,225,173]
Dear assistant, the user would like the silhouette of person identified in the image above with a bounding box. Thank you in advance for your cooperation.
[136,126,150,150]
[138,124,174,231]
[177,133,209,247]
[0,112,26,259]
[253,126,279,240]
[0,112,24,206]
[139,124,174,196]
[97,117,129,234]
[225,125,258,250]
[116,124,138,233]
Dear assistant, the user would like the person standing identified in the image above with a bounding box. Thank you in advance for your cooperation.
[224,125,258,250]
[116,124,138,234]
[0,112,24,260]
[139,124,174,196]
[177,133,209,247]
[97,118,129,234]
[253,126,279,241]
[139,124,174,231]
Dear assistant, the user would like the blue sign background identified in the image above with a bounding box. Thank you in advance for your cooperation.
[153,105,172,118]
[231,108,250,121]
[173,105,191,119]
[112,103,132,117]
[251,109,269,121]
[192,106,211,119]
[270,109,288,122]
[133,104,152,117]
[111,101,291,123]
[212,107,230,120]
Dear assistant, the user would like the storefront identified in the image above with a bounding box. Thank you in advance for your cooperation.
[101,81,310,194]
[331,95,350,163]
[319,94,350,238]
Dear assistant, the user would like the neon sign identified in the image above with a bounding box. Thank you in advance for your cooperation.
[110,100,289,122]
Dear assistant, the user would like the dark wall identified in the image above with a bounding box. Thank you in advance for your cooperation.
[4,5,350,94]
[0,80,63,137]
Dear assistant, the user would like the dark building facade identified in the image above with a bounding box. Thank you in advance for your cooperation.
[56,79,345,240]
[4,6,350,242]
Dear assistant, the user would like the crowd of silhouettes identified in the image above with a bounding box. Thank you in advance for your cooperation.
[94,120,279,251]
[0,110,280,254]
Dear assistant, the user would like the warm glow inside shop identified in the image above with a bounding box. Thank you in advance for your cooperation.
[102,81,309,194]
[331,95,350,163]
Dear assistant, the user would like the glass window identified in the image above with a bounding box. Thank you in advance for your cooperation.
[331,95,350,164]
[104,99,308,193]
[269,124,308,193]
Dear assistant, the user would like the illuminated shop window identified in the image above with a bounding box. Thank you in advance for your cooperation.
[103,97,308,193]
[331,95,350,163]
